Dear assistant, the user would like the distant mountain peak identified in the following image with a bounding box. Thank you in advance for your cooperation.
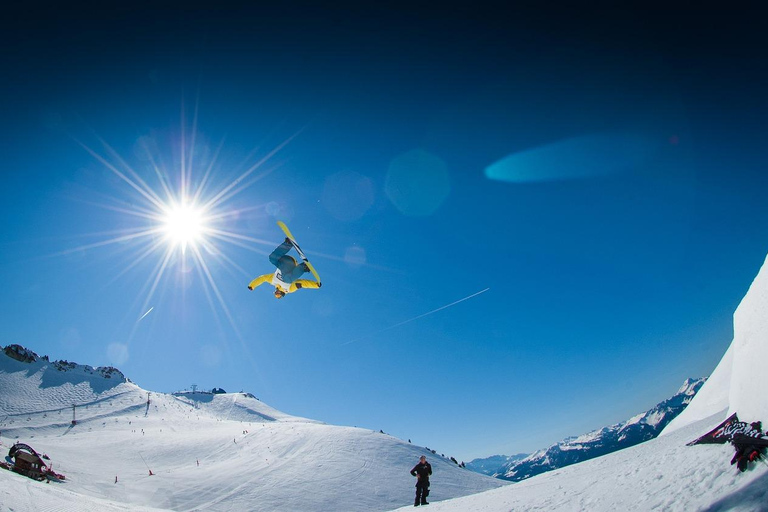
[468,378,706,482]
[677,377,702,396]
[2,343,130,383]
[3,344,42,363]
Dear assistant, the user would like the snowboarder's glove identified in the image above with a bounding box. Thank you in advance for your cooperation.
[318,282,322,288]
[296,282,302,289]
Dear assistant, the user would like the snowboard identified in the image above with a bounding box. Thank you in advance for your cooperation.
[277,221,322,284]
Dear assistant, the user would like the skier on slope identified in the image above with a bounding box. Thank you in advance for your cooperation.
[410,455,432,506]
[248,238,321,299]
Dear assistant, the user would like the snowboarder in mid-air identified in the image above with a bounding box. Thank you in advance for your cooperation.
[410,455,432,506]
[248,222,322,299]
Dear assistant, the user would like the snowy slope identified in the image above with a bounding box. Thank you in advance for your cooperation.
[391,413,768,512]
[664,252,768,436]
[0,348,504,512]
[661,345,733,436]
[388,251,768,511]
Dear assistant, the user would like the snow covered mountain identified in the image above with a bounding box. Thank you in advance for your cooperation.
[0,344,504,511]
[464,453,528,476]
[482,377,705,482]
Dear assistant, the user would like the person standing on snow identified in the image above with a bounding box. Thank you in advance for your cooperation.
[248,238,321,299]
[410,455,432,506]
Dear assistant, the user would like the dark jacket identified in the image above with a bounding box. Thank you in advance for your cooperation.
[410,462,432,483]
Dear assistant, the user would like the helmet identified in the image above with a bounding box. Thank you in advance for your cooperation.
[274,288,286,299]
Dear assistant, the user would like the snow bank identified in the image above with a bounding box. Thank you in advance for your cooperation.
[661,345,732,435]
[663,253,768,435]
[386,251,768,511]
[729,253,768,421]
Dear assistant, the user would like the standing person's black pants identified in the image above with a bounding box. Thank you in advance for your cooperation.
[415,480,429,506]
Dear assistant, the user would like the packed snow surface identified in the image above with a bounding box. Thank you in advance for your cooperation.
[391,413,768,512]
[0,351,502,512]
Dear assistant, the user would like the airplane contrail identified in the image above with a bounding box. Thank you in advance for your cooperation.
[343,287,490,346]
[138,306,154,321]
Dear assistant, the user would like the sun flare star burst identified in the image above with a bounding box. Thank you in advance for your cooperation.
[68,120,300,343]
[160,201,208,254]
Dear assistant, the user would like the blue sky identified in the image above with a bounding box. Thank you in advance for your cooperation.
[1,4,767,461]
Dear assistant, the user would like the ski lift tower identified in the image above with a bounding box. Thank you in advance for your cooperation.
[71,404,76,426]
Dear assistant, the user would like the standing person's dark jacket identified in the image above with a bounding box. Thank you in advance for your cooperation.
[410,461,432,482]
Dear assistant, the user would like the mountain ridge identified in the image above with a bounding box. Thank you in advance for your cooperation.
[468,377,705,481]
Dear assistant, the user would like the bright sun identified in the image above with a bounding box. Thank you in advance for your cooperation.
[160,202,208,253]
[70,121,300,338]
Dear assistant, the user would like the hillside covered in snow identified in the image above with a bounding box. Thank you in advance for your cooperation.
[388,252,768,511]
[0,346,504,511]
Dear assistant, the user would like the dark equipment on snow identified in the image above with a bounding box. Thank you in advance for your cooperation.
[1,443,66,482]
[688,413,768,472]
